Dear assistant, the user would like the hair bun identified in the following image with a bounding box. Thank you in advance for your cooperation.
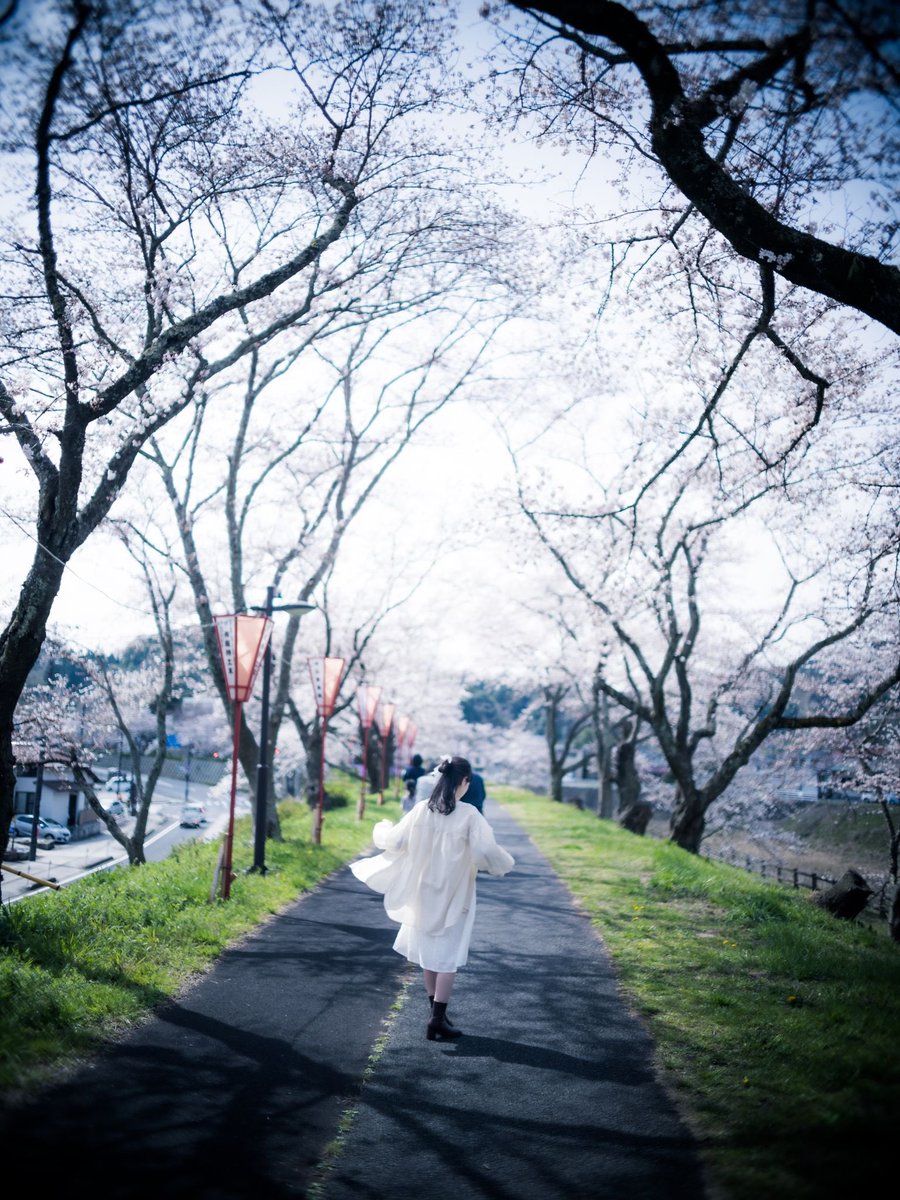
[437,756,451,774]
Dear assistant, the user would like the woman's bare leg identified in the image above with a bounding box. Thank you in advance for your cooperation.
[433,971,455,1003]
[423,968,438,998]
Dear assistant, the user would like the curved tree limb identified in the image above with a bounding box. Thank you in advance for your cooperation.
[512,0,900,333]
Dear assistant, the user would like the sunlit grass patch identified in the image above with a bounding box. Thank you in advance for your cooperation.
[493,784,900,1200]
[0,775,391,1099]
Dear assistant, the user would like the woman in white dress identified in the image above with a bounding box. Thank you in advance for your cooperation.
[350,755,515,1041]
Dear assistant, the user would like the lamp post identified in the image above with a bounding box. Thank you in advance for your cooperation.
[27,754,45,863]
[213,612,272,900]
[308,655,345,845]
[183,743,193,809]
[393,714,410,799]
[357,683,382,820]
[377,701,395,805]
[249,588,316,874]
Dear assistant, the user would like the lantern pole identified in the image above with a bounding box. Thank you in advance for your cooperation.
[377,701,395,805]
[248,591,315,874]
[212,612,271,900]
[357,683,381,821]
[222,697,243,900]
[308,656,345,845]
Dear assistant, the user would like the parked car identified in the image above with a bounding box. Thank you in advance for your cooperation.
[104,774,133,793]
[107,798,126,816]
[180,805,206,829]
[9,814,72,846]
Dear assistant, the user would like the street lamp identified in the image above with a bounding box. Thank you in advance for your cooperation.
[249,588,316,875]
[356,683,382,821]
[28,751,46,864]
[183,742,193,810]
[377,700,395,805]
[308,655,345,845]
[212,611,272,900]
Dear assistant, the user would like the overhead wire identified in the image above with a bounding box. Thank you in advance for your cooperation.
[0,503,220,634]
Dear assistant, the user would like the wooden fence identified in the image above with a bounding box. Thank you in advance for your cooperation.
[703,847,834,891]
[701,847,891,920]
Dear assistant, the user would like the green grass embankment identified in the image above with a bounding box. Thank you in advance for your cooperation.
[1,783,392,1099]
[3,780,898,1200]
[494,786,899,1200]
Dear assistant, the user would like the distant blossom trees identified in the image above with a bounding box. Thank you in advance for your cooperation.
[512,381,899,851]
[0,0,520,859]
[477,0,900,849]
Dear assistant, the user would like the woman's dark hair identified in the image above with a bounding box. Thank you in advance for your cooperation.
[428,755,471,815]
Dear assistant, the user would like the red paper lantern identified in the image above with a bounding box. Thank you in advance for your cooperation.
[212,613,272,900]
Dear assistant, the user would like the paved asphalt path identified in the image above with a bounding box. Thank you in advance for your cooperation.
[0,802,708,1199]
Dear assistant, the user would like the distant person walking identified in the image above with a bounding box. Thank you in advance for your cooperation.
[460,768,486,813]
[350,755,514,1041]
[401,753,426,813]
[414,760,439,805]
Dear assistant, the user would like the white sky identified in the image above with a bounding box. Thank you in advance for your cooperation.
[0,0,596,665]
[1,0,894,738]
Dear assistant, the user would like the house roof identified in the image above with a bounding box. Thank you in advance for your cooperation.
[14,763,102,784]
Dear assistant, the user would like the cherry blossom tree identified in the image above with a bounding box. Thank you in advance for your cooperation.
[137,261,513,826]
[789,679,900,939]
[513,374,900,852]
[479,0,900,560]
[496,1,900,334]
[0,0,488,849]
[10,525,206,870]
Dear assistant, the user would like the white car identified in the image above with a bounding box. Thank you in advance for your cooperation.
[104,775,132,794]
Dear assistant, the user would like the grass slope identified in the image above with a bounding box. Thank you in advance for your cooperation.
[494,787,899,1200]
[2,780,898,1200]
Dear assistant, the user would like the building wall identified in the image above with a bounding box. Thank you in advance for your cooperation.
[12,772,102,838]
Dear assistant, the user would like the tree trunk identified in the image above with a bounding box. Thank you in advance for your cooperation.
[618,801,652,835]
[365,730,381,794]
[669,785,707,853]
[592,687,616,819]
[598,758,616,819]
[616,739,641,812]
[549,763,564,803]
[0,553,67,876]
[545,688,563,802]
[889,884,900,944]
[811,870,873,921]
[304,725,323,808]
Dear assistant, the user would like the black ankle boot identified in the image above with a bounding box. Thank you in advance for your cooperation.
[427,1000,462,1041]
[429,996,454,1027]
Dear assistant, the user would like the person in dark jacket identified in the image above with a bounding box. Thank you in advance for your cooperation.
[460,769,486,813]
[402,753,426,812]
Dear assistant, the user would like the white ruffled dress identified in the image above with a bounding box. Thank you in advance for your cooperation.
[350,800,515,972]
